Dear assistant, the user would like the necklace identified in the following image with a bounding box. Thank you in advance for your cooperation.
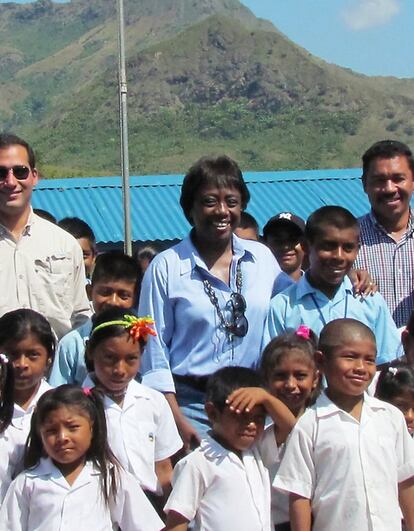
[203,259,248,338]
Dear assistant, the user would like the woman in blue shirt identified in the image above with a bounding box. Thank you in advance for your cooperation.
[138,155,288,450]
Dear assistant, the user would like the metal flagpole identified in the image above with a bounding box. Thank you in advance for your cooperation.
[117,0,132,255]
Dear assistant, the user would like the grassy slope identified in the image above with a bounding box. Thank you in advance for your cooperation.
[0,1,413,177]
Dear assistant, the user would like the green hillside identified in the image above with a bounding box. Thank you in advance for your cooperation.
[0,0,413,177]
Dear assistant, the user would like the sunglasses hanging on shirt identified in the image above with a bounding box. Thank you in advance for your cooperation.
[203,260,249,338]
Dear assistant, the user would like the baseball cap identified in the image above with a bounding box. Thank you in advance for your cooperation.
[263,212,306,239]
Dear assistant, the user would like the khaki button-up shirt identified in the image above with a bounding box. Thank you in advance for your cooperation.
[0,211,91,338]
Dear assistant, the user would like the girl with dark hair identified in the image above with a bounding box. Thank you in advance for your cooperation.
[84,307,182,502]
[0,309,54,503]
[0,385,163,530]
[376,363,414,435]
[259,327,320,531]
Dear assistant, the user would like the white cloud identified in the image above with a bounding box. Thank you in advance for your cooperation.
[342,0,400,30]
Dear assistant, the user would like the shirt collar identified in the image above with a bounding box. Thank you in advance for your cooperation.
[368,209,414,237]
[296,272,353,301]
[82,374,151,408]
[0,207,35,238]
[26,458,100,486]
[200,433,252,465]
[315,390,387,419]
[13,379,51,419]
[178,232,255,276]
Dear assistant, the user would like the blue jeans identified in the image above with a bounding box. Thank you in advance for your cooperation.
[174,380,211,439]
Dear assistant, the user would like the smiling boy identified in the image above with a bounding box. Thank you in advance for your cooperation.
[274,319,414,531]
[265,206,400,366]
[49,251,140,386]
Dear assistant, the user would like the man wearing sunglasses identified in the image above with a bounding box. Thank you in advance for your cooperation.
[0,133,91,338]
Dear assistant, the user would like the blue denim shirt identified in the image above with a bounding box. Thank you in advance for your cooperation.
[139,233,290,392]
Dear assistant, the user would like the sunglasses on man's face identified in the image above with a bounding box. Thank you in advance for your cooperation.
[0,165,31,181]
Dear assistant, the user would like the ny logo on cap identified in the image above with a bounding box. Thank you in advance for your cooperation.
[279,212,292,220]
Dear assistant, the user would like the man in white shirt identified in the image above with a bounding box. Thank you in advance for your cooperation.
[0,133,91,338]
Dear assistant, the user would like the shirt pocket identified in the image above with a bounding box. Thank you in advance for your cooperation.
[34,253,72,302]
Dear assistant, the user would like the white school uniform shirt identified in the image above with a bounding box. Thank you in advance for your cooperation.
[164,434,274,531]
[260,424,288,526]
[0,457,164,531]
[0,379,52,504]
[83,374,182,493]
[274,392,414,531]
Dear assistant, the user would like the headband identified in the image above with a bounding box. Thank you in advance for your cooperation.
[91,314,157,343]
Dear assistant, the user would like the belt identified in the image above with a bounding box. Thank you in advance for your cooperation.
[173,374,209,393]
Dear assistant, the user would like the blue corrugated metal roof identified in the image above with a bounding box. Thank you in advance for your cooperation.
[32,168,369,243]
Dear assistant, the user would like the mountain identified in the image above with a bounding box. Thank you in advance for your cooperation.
[0,0,413,177]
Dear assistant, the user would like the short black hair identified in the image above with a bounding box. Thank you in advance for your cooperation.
[407,310,414,336]
[205,366,263,412]
[0,133,36,168]
[33,209,56,224]
[319,318,376,358]
[362,140,414,183]
[180,155,250,223]
[305,206,359,244]
[135,245,158,264]
[238,212,259,232]
[58,217,96,246]
[92,250,140,285]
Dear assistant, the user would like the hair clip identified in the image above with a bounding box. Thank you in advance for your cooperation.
[92,314,157,343]
[388,367,398,376]
[296,325,311,340]
[0,353,9,364]
[82,387,92,396]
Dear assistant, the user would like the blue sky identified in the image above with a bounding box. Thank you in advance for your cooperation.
[241,0,414,78]
[2,0,413,78]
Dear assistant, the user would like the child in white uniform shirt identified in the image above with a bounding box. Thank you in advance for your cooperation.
[164,366,296,531]
[0,309,54,503]
[260,326,320,530]
[84,307,182,499]
[0,385,164,530]
[274,318,414,531]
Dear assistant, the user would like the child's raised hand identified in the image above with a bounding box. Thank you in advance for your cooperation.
[226,387,270,414]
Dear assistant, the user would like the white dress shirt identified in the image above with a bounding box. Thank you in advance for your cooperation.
[0,379,52,504]
[274,392,414,531]
[83,375,182,493]
[0,458,164,530]
[0,211,91,339]
[165,434,273,531]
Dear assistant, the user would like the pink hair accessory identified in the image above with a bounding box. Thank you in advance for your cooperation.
[296,325,311,340]
[82,387,92,396]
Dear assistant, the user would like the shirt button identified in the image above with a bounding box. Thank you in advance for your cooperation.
[18,274,23,280]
